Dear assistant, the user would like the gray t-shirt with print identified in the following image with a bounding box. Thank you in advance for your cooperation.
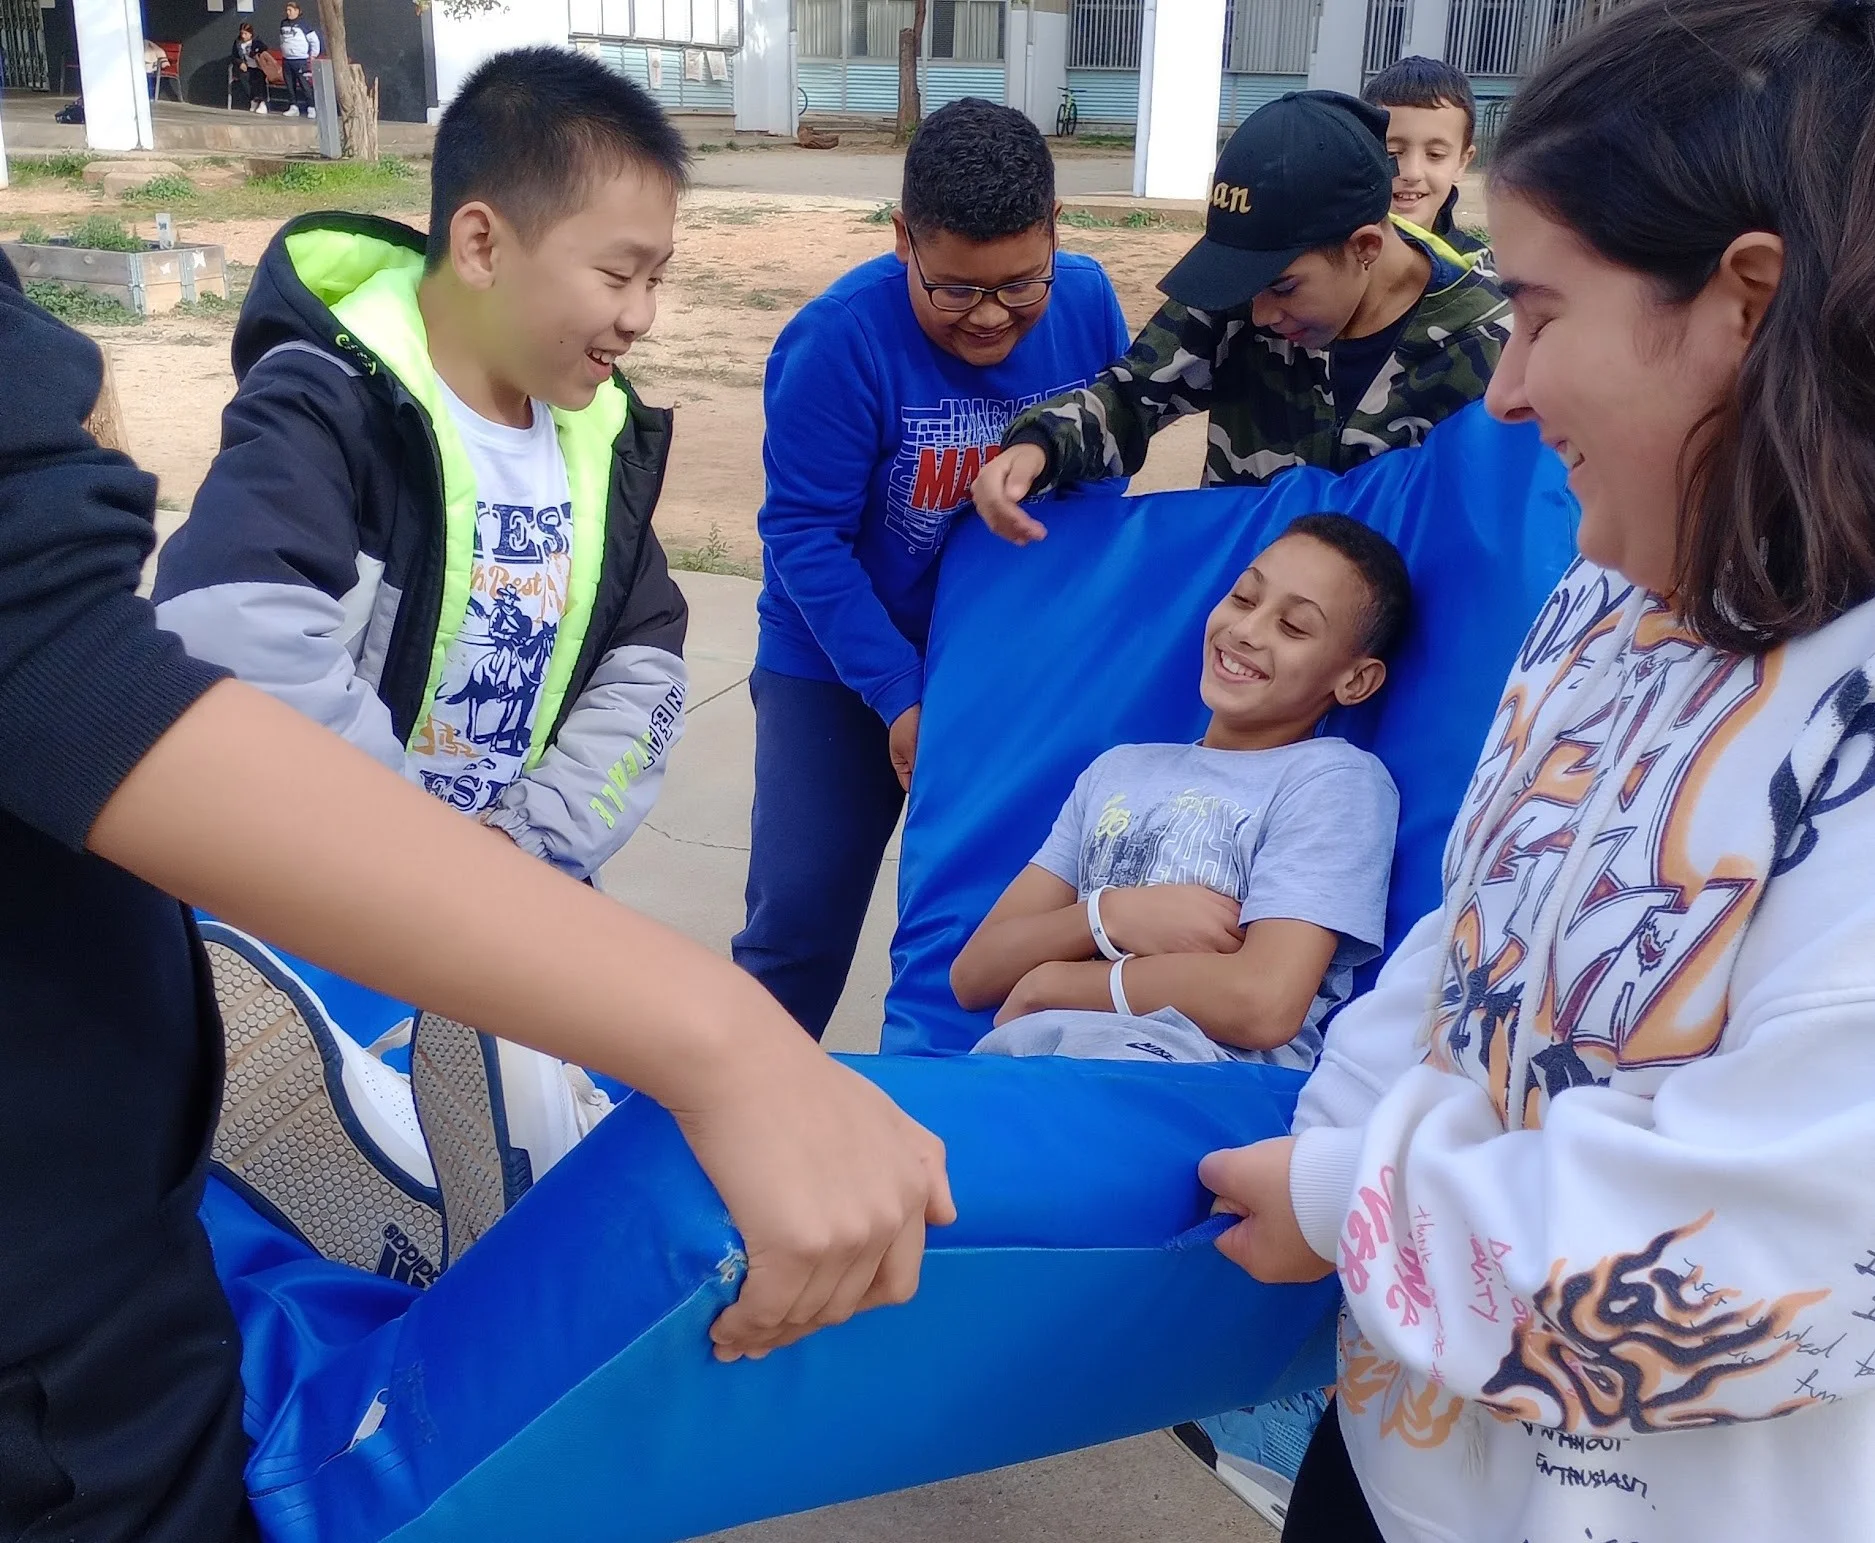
[1030,737,1399,1067]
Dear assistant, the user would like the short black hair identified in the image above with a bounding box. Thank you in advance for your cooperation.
[1362,56,1477,148]
[1282,513,1412,659]
[901,98,1054,241]
[426,46,690,272]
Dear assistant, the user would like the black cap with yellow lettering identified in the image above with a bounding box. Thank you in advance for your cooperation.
[1160,90,1395,313]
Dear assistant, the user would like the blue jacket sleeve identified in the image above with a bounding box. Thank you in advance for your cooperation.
[0,273,228,848]
[757,297,925,726]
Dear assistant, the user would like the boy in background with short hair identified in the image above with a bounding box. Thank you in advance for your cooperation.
[733,97,1131,1040]
[1362,55,1487,259]
[971,92,1509,542]
[155,48,694,1269]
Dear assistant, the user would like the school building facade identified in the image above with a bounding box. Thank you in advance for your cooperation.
[7,0,1623,164]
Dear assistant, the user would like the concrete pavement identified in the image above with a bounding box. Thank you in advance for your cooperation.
[597,572,1276,1543]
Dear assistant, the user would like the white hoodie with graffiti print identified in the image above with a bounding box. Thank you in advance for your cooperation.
[1287,560,1875,1543]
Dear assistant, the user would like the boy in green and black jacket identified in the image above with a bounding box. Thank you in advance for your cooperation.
[972,91,1509,539]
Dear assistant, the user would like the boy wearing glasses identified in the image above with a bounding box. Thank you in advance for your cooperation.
[736,98,1128,1039]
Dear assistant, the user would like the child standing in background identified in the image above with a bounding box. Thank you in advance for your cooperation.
[734,97,1131,1040]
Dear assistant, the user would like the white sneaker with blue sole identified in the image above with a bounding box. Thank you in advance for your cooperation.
[201,922,444,1287]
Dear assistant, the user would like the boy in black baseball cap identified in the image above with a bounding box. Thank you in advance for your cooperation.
[972,91,1510,541]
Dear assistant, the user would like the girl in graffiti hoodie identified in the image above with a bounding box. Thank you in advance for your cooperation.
[1199,4,1875,1541]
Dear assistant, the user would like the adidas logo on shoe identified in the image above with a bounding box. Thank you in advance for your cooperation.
[376,1221,440,1288]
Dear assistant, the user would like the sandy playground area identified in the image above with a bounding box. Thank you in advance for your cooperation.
[0,169,1212,571]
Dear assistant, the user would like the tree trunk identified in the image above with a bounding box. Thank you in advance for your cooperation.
[895,0,928,140]
[317,0,379,161]
[85,346,130,455]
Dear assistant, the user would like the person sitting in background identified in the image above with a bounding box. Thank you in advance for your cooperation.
[232,23,271,113]
[144,37,167,100]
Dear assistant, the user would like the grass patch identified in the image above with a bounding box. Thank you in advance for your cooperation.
[743,290,783,310]
[25,281,142,326]
[1073,133,1135,150]
[861,201,897,225]
[666,522,759,579]
[65,215,148,252]
[176,290,243,320]
[249,155,419,194]
[10,152,94,184]
[16,223,50,246]
[1059,209,1115,229]
[124,173,197,204]
[1123,208,1164,229]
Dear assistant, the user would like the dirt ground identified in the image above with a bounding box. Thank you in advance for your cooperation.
[0,183,1210,565]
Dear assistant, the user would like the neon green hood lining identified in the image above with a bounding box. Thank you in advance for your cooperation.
[285,226,626,772]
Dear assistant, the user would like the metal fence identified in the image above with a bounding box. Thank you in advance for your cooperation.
[1223,0,1317,73]
[1445,0,1610,75]
[0,0,50,92]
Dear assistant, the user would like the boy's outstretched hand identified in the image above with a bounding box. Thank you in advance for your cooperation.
[1200,1138,1336,1285]
[90,680,955,1367]
[970,443,1051,545]
[668,1048,955,1362]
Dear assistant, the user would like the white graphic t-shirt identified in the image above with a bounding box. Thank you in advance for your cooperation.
[406,383,573,815]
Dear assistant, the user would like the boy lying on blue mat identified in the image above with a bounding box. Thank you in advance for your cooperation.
[952,514,1408,1071]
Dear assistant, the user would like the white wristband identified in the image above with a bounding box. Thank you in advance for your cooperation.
[1109,954,1136,1017]
[1087,885,1125,961]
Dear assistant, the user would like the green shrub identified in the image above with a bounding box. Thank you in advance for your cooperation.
[125,173,197,203]
[65,216,147,253]
[24,281,142,326]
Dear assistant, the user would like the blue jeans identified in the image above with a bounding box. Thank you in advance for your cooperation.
[732,667,905,1039]
[284,59,313,111]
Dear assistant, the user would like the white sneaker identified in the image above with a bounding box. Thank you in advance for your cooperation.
[202,923,444,1286]
[410,1014,612,1267]
[306,106,317,119]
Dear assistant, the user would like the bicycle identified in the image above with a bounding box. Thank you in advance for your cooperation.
[1055,86,1079,139]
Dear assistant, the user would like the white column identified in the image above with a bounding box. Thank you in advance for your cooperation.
[1404,0,1453,60]
[1307,0,1368,95]
[734,0,795,134]
[74,0,154,153]
[1130,0,1226,200]
[428,0,572,119]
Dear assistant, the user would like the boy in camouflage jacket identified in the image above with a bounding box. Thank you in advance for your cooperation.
[973,92,1509,539]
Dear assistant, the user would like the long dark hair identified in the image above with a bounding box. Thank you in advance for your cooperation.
[1493,0,1875,653]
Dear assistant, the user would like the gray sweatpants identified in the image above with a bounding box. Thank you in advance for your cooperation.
[972,1006,1314,1073]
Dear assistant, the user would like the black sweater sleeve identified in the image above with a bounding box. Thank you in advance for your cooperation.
[0,268,228,849]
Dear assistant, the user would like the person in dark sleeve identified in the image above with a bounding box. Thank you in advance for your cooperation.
[0,246,950,1543]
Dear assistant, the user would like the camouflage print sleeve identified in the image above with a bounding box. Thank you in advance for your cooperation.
[1002,300,1237,490]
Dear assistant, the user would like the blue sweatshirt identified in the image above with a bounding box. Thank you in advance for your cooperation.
[754,250,1130,726]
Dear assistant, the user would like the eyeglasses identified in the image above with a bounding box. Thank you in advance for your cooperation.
[906,231,1056,314]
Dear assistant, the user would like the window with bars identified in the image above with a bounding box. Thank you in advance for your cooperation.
[592,0,744,47]
[1444,0,1613,75]
[799,0,1006,61]
[1066,0,1141,69]
[1222,0,1316,73]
